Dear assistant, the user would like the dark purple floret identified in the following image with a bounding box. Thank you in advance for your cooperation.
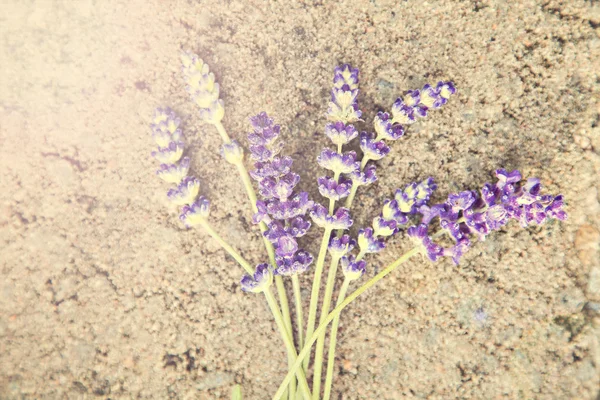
[447,191,477,211]
[407,224,444,261]
[275,235,299,257]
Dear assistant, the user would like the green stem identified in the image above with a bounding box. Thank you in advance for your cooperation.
[198,220,253,275]
[311,255,341,399]
[303,227,333,372]
[272,247,421,400]
[323,278,350,400]
[292,275,304,349]
[264,289,312,400]
[215,121,296,396]
[343,155,370,210]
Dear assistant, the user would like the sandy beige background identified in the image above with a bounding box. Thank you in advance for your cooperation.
[1,0,599,399]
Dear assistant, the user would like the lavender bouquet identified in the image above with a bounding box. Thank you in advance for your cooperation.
[148,53,566,400]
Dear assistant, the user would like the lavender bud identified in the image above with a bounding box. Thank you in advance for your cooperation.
[395,177,437,214]
[221,140,244,164]
[327,64,362,123]
[494,169,522,189]
[373,112,405,141]
[317,149,359,175]
[391,99,416,125]
[372,216,397,237]
[151,141,185,164]
[324,122,359,146]
[310,205,353,230]
[436,81,457,101]
[240,263,273,293]
[403,89,421,107]
[333,64,359,90]
[274,251,313,276]
[340,255,366,281]
[179,196,211,227]
[318,176,352,201]
[151,108,183,147]
[447,191,477,211]
[359,132,390,161]
[156,157,190,184]
[328,234,356,258]
[420,84,443,109]
[276,235,299,257]
[167,176,200,206]
[350,163,377,186]
[357,228,385,254]
[198,99,225,124]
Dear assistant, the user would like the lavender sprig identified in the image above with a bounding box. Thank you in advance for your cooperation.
[246,112,314,277]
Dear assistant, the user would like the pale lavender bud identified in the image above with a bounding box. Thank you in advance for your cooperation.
[156,157,190,184]
[167,176,200,206]
[328,234,356,258]
[221,140,244,164]
[179,196,211,227]
[151,141,184,164]
[324,122,359,146]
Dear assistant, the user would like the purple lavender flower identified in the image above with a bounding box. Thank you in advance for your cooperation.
[317,149,359,175]
[274,251,314,276]
[325,122,359,146]
[357,228,385,254]
[328,234,356,258]
[275,235,299,257]
[395,178,437,214]
[448,191,477,211]
[437,81,457,103]
[391,99,416,125]
[340,255,366,281]
[407,224,444,261]
[381,199,409,225]
[246,112,315,274]
[328,64,362,123]
[403,89,421,107]
[350,164,377,187]
[179,196,211,227]
[250,156,293,181]
[240,263,273,293]
[156,157,190,184]
[167,176,200,206]
[360,132,390,161]
[318,177,352,201]
[151,141,185,164]
[310,205,353,230]
[372,216,398,237]
[414,169,566,264]
[373,112,405,141]
[495,169,522,189]
[420,84,443,109]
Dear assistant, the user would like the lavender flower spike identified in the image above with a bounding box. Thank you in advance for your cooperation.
[240,264,273,293]
[179,196,211,227]
[340,255,366,281]
[181,52,224,124]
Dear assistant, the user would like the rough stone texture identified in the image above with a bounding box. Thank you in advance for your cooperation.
[1,0,599,399]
